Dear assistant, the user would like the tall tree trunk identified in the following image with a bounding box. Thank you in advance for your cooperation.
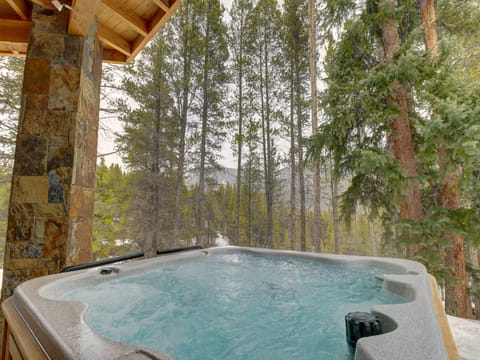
[174,115,187,244]
[419,0,439,58]
[234,117,243,246]
[418,0,468,317]
[289,74,297,251]
[470,247,480,320]
[265,44,274,249]
[260,65,269,248]
[196,9,211,247]
[259,24,273,249]
[151,168,160,254]
[308,0,321,253]
[235,135,242,246]
[173,7,192,245]
[439,149,468,316]
[234,15,245,246]
[153,102,161,250]
[330,159,340,254]
[379,0,424,244]
[295,70,306,252]
[145,103,162,258]
[353,208,360,255]
[368,206,378,256]
[247,156,253,247]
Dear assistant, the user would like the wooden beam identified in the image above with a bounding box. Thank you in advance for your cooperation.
[98,25,132,57]
[0,19,31,44]
[68,0,100,36]
[151,0,170,13]
[0,45,28,56]
[127,0,180,63]
[102,48,128,64]
[100,0,148,37]
[6,0,30,20]
[30,0,55,10]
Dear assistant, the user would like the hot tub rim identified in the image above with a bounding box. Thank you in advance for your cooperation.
[5,246,449,360]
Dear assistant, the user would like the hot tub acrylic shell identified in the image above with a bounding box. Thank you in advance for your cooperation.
[4,246,448,360]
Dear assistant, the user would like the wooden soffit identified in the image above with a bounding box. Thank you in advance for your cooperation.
[0,0,181,64]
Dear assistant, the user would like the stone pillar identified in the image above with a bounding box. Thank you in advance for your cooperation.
[1,5,103,300]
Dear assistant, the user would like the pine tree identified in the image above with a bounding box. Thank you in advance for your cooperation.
[194,0,229,246]
[229,0,254,246]
[329,158,340,253]
[308,0,322,253]
[169,0,204,244]
[251,0,282,248]
[93,160,134,259]
[116,30,178,256]
[282,0,310,251]
[307,1,426,252]
[378,0,424,248]
[417,0,480,317]
[306,1,480,318]
[243,118,264,247]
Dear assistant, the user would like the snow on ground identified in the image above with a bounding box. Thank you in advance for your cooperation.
[215,233,230,246]
[448,315,480,360]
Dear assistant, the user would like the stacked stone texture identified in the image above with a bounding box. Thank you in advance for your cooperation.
[1,5,103,299]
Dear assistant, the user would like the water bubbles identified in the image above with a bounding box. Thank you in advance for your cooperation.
[60,252,405,360]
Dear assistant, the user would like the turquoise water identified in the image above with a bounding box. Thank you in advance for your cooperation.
[59,252,406,359]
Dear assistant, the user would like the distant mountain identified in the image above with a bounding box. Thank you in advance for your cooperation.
[186,166,348,209]
[186,167,237,187]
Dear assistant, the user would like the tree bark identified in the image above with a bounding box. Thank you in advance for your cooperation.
[368,207,378,256]
[353,209,359,255]
[295,69,306,252]
[439,148,468,317]
[259,20,274,249]
[470,247,480,320]
[419,0,439,58]
[247,143,253,247]
[330,159,340,254]
[308,0,321,253]
[153,100,161,251]
[173,4,192,245]
[372,1,419,264]
[418,0,468,317]
[196,5,211,247]
[234,10,245,246]
[289,74,297,251]
[265,42,274,249]
[379,0,424,231]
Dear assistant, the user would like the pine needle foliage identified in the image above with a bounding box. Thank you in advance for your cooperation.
[306,0,480,283]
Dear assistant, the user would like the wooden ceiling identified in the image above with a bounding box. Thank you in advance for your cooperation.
[0,0,181,64]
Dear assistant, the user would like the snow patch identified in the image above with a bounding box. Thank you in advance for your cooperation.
[190,233,230,247]
[114,239,134,247]
[215,233,230,247]
[447,315,480,360]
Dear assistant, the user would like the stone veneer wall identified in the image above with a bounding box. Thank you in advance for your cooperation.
[1,5,103,300]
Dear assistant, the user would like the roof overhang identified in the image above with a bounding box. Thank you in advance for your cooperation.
[0,0,180,64]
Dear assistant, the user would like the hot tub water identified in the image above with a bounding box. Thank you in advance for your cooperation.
[58,252,405,360]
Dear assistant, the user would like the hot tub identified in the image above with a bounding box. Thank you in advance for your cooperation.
[2,247,451,359]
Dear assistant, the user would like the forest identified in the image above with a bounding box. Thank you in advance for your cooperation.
[0,0,479,320]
